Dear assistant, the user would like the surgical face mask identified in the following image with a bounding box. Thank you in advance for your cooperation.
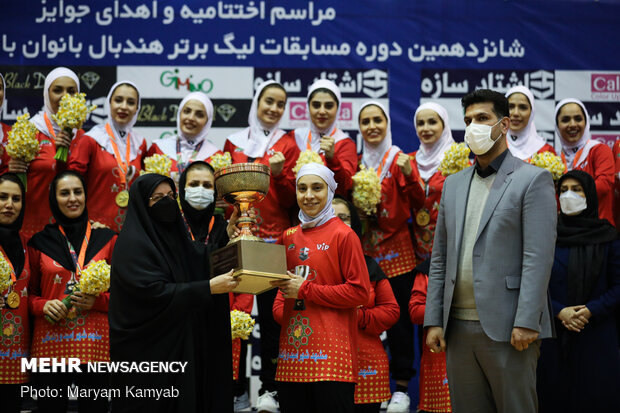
[184,186,214,210]
[559,190,587,216]
[464,119,503,155]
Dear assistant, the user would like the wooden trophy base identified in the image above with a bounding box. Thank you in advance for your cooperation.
[210,240,288,294]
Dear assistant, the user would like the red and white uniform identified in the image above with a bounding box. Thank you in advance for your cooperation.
[354,278,399,404]
[410,155,446,264]
[28,237,116,363]
[68,133,147,232]
[361,158,424,278]
[409,273,452,412]
[224,133,299,242]
[273,218,370,383]
[0,123,12,174]
[230,292,253,380]
[0,235,31,384]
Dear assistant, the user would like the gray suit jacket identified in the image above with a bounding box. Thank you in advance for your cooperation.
[424,152,557,341]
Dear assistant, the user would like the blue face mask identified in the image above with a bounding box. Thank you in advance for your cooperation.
[184,186,214,210]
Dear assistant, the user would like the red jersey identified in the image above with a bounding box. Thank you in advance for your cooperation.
[572,143,615,226]
[146,137,222,187]
[0,235,31,384]
[286,129,358,196]
[361,158,424,278]
[0,122,11,174]
[19,131,82,239]
[409,273,452,412]
[28,236,116,363]
[224,134,300,242]
[229,292,253,380]
[67,134,147,232]
[355,278,399,404]
[273,218,370,383]
[410,154,447,264]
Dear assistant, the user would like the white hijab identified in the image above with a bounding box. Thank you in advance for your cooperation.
[294,79,348,153]
[31,67,80,138]
[505,86,546,160]
[227,80,286,158]
[297,163,337,229]
[359,101,400,182]
[555,98,599,170]
[86,80,143,161]
[414,102,455,181]
[154,92,219,162]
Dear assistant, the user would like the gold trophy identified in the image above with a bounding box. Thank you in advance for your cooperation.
[211,163,288,294]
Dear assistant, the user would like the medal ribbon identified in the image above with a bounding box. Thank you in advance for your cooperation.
[306,128,336,151]
[105,123,132,190]
[561,145,585,170]
[0,245,17,285]
[375,149,395,178]
[58,221,91,278]
[43,112,57,138]
[181,212,214,245]
[176,138,204,175]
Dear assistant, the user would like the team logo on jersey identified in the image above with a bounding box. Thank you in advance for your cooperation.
[288,244,295,250]
[286,227,298,236]
[316,243,329,251]
[299,247,310,261]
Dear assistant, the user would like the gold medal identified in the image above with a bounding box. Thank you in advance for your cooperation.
[6,291,20,309]
[421,229,433,243]
[416,209,431,227]
[115,190,129,208]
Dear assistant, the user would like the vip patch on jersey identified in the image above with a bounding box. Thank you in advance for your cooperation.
[299,247,310,261]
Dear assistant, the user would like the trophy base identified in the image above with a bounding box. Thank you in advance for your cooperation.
[210,240,288,295]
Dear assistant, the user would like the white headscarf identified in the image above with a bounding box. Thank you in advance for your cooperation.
[505,86,546,160]
[297,163,337,229]
[227,80,286,158]
[154,92,219,163]
[294,79,348,153]
[31,67,80,138]
[86,81,143,161]
[359,101,400,182]
[414,102,455,182]
[555,98,599,170]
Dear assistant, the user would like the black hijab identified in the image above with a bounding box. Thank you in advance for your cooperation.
[28,170,115,271]
[109,173,232,412]
[179,161,228,249]
[0,173,26,276]
[334,195,386,282]
[556,170,617,305]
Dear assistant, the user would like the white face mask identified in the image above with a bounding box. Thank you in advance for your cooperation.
[464,119,503,155]
[184,186,214,210]
[559,190,587,216]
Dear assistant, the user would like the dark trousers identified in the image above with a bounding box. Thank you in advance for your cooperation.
[0,383,21,413]
[278,381,355,413]
[34,371,109,413]
[257,287,280,393]
[233,338,249,396]
[386,271,416,381]
[354,402,382,413]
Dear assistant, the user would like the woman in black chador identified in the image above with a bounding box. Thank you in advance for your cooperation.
[109,173,238,413]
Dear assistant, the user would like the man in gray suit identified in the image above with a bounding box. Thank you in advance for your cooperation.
[424,89,557,412]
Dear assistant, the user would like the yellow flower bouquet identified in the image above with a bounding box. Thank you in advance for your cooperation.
[0,255,12,295]
[230,309,255,340]
[6,113,39,189]
[530,151,566,180]
[209,152,233,172]
[438,143,471,176]
[52,93,97,162]
[352,165,382,216]
[292,150,324,175]
[46,260,111,324]
[141,154,172,177]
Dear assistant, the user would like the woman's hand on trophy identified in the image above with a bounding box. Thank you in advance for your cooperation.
[269,151,286,176]
[210,270,239,294]
[270,271,304,299]
[227,206,257,239]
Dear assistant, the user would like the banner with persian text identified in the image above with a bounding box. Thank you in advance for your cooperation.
[1,0,619,152]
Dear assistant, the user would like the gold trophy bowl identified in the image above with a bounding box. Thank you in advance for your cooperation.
[215,163,270,242]
[211,163,288,294]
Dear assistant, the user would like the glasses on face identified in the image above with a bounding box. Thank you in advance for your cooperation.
[149,192,177,203]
